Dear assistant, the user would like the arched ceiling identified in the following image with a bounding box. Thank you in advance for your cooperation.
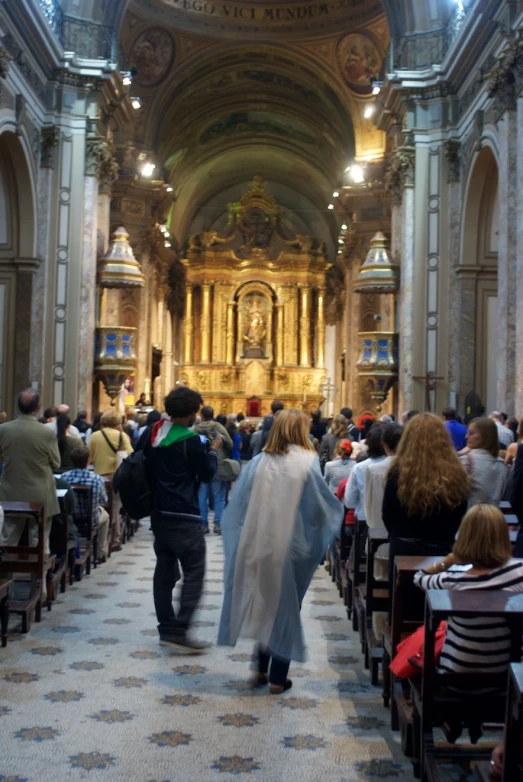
[111,0,395,251]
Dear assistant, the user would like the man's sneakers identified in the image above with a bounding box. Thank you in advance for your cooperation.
[159,634,210,654]
[213,525,221,535]
[203,525,210,535]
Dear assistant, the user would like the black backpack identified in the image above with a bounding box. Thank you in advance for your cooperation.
[113,447,153,520]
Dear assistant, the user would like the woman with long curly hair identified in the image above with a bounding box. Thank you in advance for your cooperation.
[382,413,470,570]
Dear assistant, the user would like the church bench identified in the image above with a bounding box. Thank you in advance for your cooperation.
[411,591,523,781]
[0,502,54,632]
[364,527,389,685]
[346,519,367,639]
[70,485,96,580]
[48,489,75,602]
[475,663,523,782]
[382,556,439,724]
[0,578,12,647]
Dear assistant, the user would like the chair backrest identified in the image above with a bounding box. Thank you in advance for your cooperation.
[0,502,45,569]
[503,663,523,782]
[70,485,93,541]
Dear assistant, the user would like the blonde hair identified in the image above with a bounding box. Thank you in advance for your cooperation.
[391,412,469,518]
[331,414,349,438]
[453,504,512,568]
[100,409,122,429]
[264,409,315,456]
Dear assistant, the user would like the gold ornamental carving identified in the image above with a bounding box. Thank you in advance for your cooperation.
[181,177,329,412]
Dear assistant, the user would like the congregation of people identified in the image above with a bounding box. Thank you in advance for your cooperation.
[1,390,523,778]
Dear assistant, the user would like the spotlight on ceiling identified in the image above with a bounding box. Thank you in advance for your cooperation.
[332,190,339,198]
[338,238,344,245]
[364,104,375,119]
[131,97,142,110]
[121,71,132,86]
[350,164,365,184]
[141,162,155,177]
[164,241,171,248]
[341,224,348,230]
[166,186,173,192]
[371,79,383,95]
[328,204,334,210]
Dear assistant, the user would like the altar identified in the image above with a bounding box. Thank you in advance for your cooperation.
[180,176,329,416]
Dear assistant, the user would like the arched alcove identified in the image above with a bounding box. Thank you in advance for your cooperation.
[458,146,499,412]
[0,128,38,415]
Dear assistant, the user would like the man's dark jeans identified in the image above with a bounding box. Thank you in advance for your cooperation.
[151,512,206,638]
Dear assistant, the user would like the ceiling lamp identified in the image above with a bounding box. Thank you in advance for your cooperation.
[131,97,142,109]
[328,204,334,210]
[141,162,155,178]
[350,164,365,184]
[371,79,383,95]
[166,186,173,192]
[332,190,339,198]
[364,104,375,119]
[341,223,348,230]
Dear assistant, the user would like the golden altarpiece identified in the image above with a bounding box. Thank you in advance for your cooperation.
[180,178,329,416]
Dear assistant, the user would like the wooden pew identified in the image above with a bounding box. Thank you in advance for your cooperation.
[347,519,367,637]
[0,578,11,647]
[475,662,523,782]
[364,527,389,685]
[48,489,75,601]
[0,502,55,631]
[412,590,523,781]
[382,556,439,719]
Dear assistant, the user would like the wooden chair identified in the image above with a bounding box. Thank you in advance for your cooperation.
[0,578,11,647]
[412,590,523,781]
[70,486,95,579]
[0,502,55,632]
[364,527,389,685]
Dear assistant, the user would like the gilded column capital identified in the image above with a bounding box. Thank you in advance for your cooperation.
[0,46,13,79]
[443,140,460,183]
[40,126,59,169]
[385,135,415,205]
[85,138,106,177]
[485,39,523,117]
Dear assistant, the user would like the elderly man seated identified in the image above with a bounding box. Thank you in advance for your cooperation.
[61,446,110,562]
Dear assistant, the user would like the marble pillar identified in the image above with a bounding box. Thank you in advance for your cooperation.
[77,175,98,415]
[446,179,461,406]
[163,307,173,401]
[299,284,311,367]
[399,186,415,411]
[316,287,326,368]
[496,108,518,410]
[200,282,211,363]
[276,302,284,367]
[183,283,194,364]
[226,301,235,366]
[31,167,54,393]
[515,98,523,414]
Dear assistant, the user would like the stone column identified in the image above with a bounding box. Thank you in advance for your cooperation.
[163,306,173,400]
[183,283,194,364]
[226,301,235,366]
[316,286,326,368]
[497,107,517,409]
[276,302,284,367]
[77,173,98,415]
[200,281,211,364]
[516,99,523,414]
[299,284,311,367]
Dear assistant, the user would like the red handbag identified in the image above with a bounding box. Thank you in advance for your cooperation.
[389,621,447,679]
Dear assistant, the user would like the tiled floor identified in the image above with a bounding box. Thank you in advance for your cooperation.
[0,526,415,781]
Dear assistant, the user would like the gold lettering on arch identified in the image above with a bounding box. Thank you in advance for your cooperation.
[165,0,345,22]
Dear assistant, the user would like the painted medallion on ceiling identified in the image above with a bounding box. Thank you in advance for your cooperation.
[337,33,381,94]
[130,27,175,86]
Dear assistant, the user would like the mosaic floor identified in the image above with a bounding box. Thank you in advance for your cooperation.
[0,525,416,782]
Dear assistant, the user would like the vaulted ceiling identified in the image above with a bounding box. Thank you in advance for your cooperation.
[60,0,462,253]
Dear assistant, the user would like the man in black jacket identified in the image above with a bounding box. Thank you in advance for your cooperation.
[142,386,217,653]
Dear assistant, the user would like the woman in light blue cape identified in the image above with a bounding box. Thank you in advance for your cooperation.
[218,409,344,694]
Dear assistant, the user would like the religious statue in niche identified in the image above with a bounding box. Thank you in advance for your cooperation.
[242,293,269,358]
[130,28,174,87]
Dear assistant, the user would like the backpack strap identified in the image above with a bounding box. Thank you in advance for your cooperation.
[100,428,119,454]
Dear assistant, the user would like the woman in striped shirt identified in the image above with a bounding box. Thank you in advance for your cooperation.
[414,504,523,675]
